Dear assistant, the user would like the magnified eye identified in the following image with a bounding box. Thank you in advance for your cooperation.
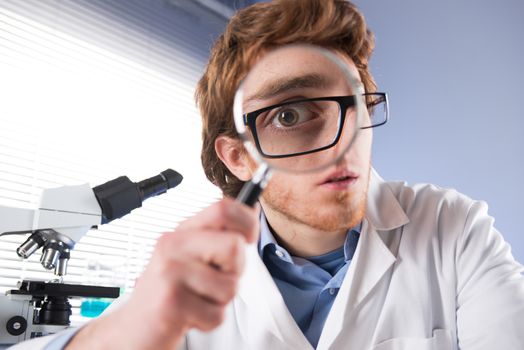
[270,104,316,128]
[277,109,300,126]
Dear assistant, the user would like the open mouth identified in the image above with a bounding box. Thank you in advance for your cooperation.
[320,170,359,188]
[325,175,354,183]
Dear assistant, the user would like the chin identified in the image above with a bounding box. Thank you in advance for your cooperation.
[262,182,368,233]
[311,192,366,231]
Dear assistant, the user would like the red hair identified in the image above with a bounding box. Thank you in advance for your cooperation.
[196,0,376,197]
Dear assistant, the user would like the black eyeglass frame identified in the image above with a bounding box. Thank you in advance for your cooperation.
[243,92,388,159]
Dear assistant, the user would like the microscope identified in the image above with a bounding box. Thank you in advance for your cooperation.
[0,169,183,346]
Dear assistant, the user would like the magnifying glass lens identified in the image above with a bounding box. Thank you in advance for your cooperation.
[233,45,365,205]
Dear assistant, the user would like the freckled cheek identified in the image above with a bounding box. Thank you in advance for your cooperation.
[267,172,313,194]
[343,131,372,167]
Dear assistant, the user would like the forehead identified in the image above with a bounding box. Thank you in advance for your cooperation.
[250,46,361,80]
[241,45,363,110]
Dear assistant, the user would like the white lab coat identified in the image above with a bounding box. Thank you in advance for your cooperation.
[12,170,524,349]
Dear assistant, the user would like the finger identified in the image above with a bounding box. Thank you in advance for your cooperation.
[177,285,228,332]
[181,260,238,305]
[182,231,246,274]
[177,198,259,243]
[157,230,245,274]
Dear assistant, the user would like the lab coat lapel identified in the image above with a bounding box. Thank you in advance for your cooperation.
[316,222,397,349]
[236,244,313,349]
[317,169,409,349]
[345,169,409,309]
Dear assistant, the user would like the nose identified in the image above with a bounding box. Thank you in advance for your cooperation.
[330,117,359,161]
[333,141,354,168]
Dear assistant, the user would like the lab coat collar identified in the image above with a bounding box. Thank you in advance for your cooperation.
[365,168,410,231]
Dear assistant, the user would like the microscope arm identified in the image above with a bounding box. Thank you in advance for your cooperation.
[0,184,102,238]
[0,184,103,275]
[0,206,35,236]
[35,183,102,243]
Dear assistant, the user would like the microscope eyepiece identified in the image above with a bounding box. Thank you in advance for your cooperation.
[93,169,183,224]
[137,169,183,201]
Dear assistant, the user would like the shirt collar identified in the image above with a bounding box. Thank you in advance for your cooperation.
[257,210,360,264]
[258,210,294,263]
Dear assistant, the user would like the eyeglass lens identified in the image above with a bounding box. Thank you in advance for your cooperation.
[364,94,387,128]
[255,100,345,156]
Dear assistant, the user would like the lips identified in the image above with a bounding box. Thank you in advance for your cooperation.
[319,169,359,186]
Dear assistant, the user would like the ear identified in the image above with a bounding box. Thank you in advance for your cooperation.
[215,136,253,181]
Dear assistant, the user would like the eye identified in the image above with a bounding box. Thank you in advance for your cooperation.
[276,109,300,127]
[270,104,316,128]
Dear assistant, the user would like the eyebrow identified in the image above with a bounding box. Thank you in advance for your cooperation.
[244,73,334,104]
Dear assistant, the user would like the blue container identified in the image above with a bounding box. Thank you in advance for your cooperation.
[80,299,113,318]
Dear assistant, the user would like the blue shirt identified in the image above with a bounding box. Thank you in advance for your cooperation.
[258,212,360,348]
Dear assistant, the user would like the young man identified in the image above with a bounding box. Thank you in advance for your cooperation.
[16,0,524,349]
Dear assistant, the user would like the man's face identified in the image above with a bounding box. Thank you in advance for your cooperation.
[238,46,373,232]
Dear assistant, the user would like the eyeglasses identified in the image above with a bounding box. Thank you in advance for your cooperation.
[243,92,389,159]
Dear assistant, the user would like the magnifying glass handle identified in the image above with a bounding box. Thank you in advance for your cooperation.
[236,163,271,207]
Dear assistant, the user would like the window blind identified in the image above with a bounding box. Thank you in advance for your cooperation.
[0,0,224,325]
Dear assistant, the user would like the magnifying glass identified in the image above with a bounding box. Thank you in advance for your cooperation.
[233,44,367,206]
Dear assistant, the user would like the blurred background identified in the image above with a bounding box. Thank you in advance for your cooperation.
[352,0,524,263]
[0,0,522,326]
[0,0,248,325]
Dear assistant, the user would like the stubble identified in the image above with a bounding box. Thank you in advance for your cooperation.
[262,167,370,232]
